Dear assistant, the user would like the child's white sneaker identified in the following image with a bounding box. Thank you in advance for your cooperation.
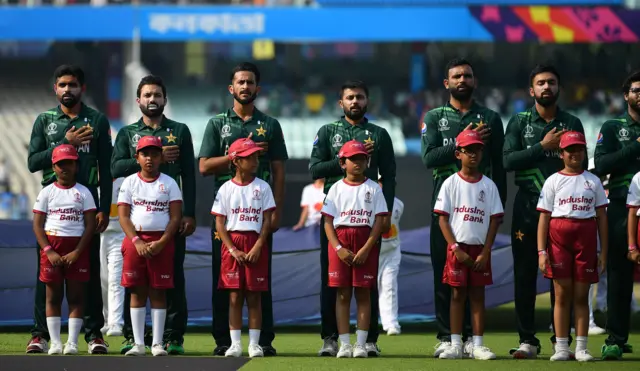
[439,346,463,359]
[463,340,473,358]
[63,342,78,355]
[151,344,167,356]
[248,344,263,358]
[471,345,496,360]
[353,343,368,358]
[225,343,243,357]
[336,343,353,358]
[48,342,63,355]
[550,349,573,361]
[575,349,595,362]
[433,341,451,358]
[125,344,146,356]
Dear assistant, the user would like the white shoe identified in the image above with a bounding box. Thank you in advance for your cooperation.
[353,343,368,358]
[48,342,63,355]
[125,344,146,356]
[106,325,123,337]
[434,341,451,358]
[318,338,338,357]
[439,345,463,359]
[386,327,401,336]
[551,343,575,359]
[225,343,243,357]
[151,344,167,356]
[588,325,606,335]
[512,343,537,359]
[100,326,109,335]
[248,344,263,358]
[550,349,573,361]
[471,345,496,360]
[63,342,78,355]
[336,343,353,358]
[462,340,473,358]
[88,339,108,354]
[575,349,595,362]
[365,342,380,357]
[26,337,49,353]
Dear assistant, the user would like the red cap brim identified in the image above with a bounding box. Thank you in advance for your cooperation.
[560,140,586,149]
[340,149,368,158]
[137,144,162,152]
[53,154,78,164]
[235,147,262,158]
[458,139,484,148]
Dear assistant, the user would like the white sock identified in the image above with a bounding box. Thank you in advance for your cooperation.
[230,329,241,346]
[249,329,260,346]
[556,337,569,351]
[46,317,61,345]
[356,330,368,346]
[473,335,483,347]
[339,333,350,346]
[130,307,146,346]
[151,308,166,346]
[451,334,462,348]
[68,318,83,344]
[576,336,588,351]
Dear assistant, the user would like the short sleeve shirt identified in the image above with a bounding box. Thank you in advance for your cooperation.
[210,178,276,234]
[321,178,388,228]
[537,171,608,218]
[33,182,97,237]
[301,183,326,227]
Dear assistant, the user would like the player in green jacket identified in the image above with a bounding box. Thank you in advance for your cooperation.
[420,58,506,357]
[26,65,112,354]
[594,71,640,360]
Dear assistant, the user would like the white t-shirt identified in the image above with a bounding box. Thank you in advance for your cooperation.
[537,171,608,218]
[117,173,183,232]
[33,182,97,237]
[381,197,404,251]
[321,178,388,228]
[211,178,276,234]
[433,173,504,245]
[626,172,640,216]
[301,183,326,227]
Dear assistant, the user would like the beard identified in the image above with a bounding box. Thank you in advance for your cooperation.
[233,91,257,105]
[449,84,474,102]
[140,103,165,118]
[59,93,80,108]
[343,105,367,121]
[535,91,559,107]
[629,99,640,115]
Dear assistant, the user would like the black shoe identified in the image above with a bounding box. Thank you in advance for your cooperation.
[262,345,277,357]
[213,345,229,356]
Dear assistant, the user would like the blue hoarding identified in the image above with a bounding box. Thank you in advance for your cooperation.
[315,0,622,4]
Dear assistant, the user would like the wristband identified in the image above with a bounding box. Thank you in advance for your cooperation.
[334,244,343,251]
[538,250,547,256]
[630,245,638,252]
[228,246,237,253]
[131,236,140,244]
[449,243,459,251]
[43,245,52,253]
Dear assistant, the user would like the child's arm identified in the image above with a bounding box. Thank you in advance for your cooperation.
[627,207,640,264]
[64,210,97,266]
[33,213,63,267]
[324,216,354,266]
[150,201,182,254]
[118,204,150,258]
[438,215,473,267]
[216,215,246,265]
[474,216,500,272]
[246,209,272,264]
[537,212,551,272]
[353,214,385,266]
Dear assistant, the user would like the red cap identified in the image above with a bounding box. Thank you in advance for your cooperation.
[338,140,368,158]
[136,136,163,152]
[560,131,586,149]
[228,138,262,160]
[456,130,484,148]
[52,144,79,164]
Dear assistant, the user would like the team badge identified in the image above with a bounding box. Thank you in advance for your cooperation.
[46,122,58,135]
[131,134,141,147]
[597,132,603,144]
[364,191,372,204]
[421,122,427,135]
[438,118,449,132]
[332,134,343,148]
[524,124,535,138]
[74,192,82,204]
[159,184,168,194]
[253,188,261,200]
[313,135,318,145]
[478,190,485,203]
[619,128,629,141]
[221,124,231,138]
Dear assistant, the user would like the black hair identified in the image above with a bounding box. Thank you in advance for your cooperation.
[622,70,640,94]
[136,75,167,98]
[444,58,473,78]
[53,64,85,86]
[529,64,561,86]
[230,62,261,85]
[339,80,369,98]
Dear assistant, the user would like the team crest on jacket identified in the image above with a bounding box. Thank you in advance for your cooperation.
[332,134,343,147]
[478,190,485,203]
[364,191,372,203]
[131,134,141,147]
[438,118,449,131]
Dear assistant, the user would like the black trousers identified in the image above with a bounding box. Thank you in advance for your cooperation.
[319,216,380,343]
[122,235,188,343]
[31,235,104,343]
[210,221,275,347]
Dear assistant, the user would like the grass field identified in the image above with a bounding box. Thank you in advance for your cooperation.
[1,292,640,370]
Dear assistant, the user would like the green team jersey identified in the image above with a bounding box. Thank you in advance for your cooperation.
[593,112,640,201]
[503,105,585,194]
[111,115,196,217]
[27,103,113,214]
[308,117,396,211]
[420,101,506,209]
[198,108,288,195]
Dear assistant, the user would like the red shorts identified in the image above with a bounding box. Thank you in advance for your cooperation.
[328,226,379,288]
[443,243,492,287]
[219,231,269,292]
[39,236,90,283]
[121,232,175,289]
[544,218,598,283]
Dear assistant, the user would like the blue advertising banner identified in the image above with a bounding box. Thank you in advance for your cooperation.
[316,0,622,5]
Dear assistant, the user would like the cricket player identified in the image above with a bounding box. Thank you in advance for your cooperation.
[199,62,288,357]
[503,64,586,359]
[421,58,505,357]
[310,80,396,357]
[293,178,326,230]
[595,70,640,360]
[100,177,125,336]
[211,138,276,358]
[118,135,183,357]
[33,145,97,355]
[321,140,388,358]
[27,65,112,354]
[111,75,196,355]
[536,131,608,362]
[377,179,404,336]
[434,130,503,360]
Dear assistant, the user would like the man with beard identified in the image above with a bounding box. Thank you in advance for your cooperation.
[199,62,287,357]
[27,64,112,354]
[504,64,585,359]
[309,80,396,357]
[594,70,640,360]
[420,58,506,358]
[111,75,196,355]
